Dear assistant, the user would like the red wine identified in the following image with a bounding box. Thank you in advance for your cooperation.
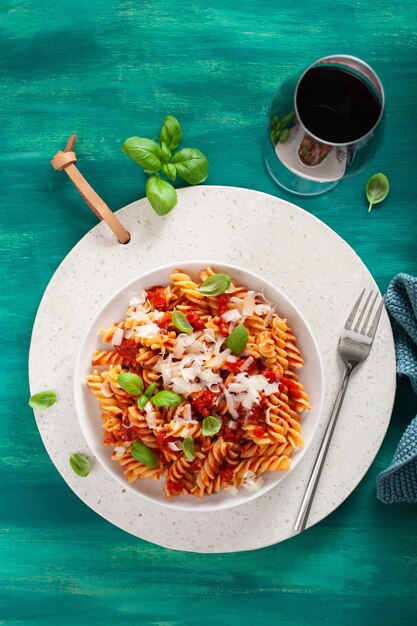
[296,66,382,144]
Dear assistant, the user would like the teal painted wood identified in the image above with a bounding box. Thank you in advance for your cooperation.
[1,0,417,624]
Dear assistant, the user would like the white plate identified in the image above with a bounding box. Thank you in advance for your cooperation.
[29,186,395,553]
[74,260,324,512]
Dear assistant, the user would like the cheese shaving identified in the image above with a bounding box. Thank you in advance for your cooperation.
[112,327,124,346]
[242,291,256,316]
[113,446,126,459]
[265,407,272,426]
[239,356,254,372]
[167,441,183,452]
[134,323,160,338]
[243,475,265,492]
[222,308,241,323]
[129,290,147,306]
[100,380,113,397]
[254,303,272,316]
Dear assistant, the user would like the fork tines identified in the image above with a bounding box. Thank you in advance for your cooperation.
[345,289,384,337]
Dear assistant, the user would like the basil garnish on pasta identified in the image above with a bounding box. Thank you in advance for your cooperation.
[226,323,249,355]
[198,273,231,296]
[172,310,193,333]
[144,382,157,397]
[202,416,222,436]
[69,453,91,477]
[182,436,195,460]
[117,373,144,396]
[137,395,149,409]
[151,390,182,407]
[28,391,57,410]
[131,441,158,468]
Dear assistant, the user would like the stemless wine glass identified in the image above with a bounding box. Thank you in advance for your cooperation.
[264,55,385,196]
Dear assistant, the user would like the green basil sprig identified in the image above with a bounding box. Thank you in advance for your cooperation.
[226,323,249,355]
[146,174,177,216]
[182,436,195,460]
[366,173,390,213]
[160,114,182,151]
[122,115,208,216]
[151,390,183,407]
[198,273,231,296]
[172,310,193,333]
[202,416,222,436]
[130,441,158,468]
[117,373,144,396]
[69,453,91,477]
[28,391,57,410]
[171,148,209,185]
[122,137,162,171]
[145,382,157,397]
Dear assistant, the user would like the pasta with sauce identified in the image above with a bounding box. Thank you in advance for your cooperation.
[86,267,311,499]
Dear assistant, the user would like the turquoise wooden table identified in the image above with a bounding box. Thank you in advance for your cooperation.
[2,1,417,623]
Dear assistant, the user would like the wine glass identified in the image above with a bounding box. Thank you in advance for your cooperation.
[264,55,385,196]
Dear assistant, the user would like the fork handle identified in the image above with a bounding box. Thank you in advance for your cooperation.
[294,366,352,533]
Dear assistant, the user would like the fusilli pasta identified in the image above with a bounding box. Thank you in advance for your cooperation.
[86,267,311,498]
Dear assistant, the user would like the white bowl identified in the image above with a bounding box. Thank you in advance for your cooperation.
[74,260,324,511]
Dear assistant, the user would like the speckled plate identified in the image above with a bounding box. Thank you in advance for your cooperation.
[29,186,396,553]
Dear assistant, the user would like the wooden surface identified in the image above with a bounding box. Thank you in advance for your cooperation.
[2,1,417,623]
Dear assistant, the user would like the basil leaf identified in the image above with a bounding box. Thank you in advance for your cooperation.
[271,115,279,129]
[145,382,157,397]
[69,453,91,477]
[146,175,177,216]
[226,323,249,355]
[117,372,144,395]
[366,173,390,213]
[160,141,172,164]
[280,111,295,126]
[182,436,195,460]
[151,390,183,407]
[28,391,57,410]
[198,273,231,296]
[202,415,222,436]
[161,163,176,181]
[279,128,290,143]
[171,148,209,185]
[131,441,158,468]
[160,115,182,151]
[121,137,162,172]
[172,310,193,334]
[137,394,148,409]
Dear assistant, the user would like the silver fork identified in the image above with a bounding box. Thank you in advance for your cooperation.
[294,289,384,533]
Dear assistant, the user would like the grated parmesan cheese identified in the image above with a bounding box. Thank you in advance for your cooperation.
[129,290,147,306]
[167,441,183,452]
[242,291,256,316]
[134,323,161,337]
[112,327,124,346]
[100,380,113,397]
[222,308,241,323]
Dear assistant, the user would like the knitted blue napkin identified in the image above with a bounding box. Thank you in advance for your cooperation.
[376,273,417,503]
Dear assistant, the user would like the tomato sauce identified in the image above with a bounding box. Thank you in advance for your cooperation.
[280,376,302,399]
[114,338,138,364]
[191,389,216,417]
[146,287,167,310]
[216,294,229,316]
[226,358,258,375]
[221,464,234,483]
[186,311,206,330]
[158,311,172,330]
